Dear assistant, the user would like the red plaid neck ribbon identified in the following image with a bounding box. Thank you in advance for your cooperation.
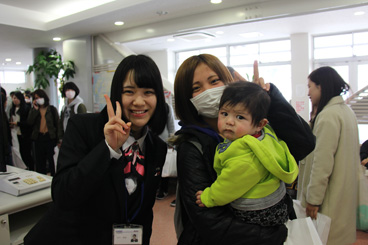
[123,141,145,176]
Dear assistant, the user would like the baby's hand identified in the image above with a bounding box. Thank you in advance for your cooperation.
[195,190,206,207]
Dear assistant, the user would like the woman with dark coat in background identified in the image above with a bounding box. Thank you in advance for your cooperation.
[9,91,34,170]
[27,89,59,175]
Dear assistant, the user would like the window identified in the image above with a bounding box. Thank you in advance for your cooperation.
[314,31,368,59]
[230,40,291,64]
[314,34,352,59]
[230,44,258,65]
[0,71,26,84]
[259,40,291,62]
[175,39,292,101]
[313,31,368,92]
[313,31,368,144]
[229,39,292,101]
[358,64,368,90]
[353,32,368,56]
[260,65,291,101]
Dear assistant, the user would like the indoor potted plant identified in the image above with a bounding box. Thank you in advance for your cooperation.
[26,49,76,92]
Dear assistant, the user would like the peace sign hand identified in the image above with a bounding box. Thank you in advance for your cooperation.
[103,94,131,151]
[252,60,270,92]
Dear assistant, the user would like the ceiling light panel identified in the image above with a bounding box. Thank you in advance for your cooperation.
[174,32,216,42]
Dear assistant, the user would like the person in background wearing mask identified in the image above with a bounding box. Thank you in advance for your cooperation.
[58,81,87,148]
[9,92,34,170]
[27,89,59,176]
[24,90,32,107]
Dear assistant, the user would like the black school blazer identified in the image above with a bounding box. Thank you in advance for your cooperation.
[24,108,167,245]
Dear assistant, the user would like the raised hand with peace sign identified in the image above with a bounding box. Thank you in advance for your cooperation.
[103,94,131,152]
[252,60,270,92]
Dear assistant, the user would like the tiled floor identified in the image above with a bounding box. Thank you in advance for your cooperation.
[151,193,368,245]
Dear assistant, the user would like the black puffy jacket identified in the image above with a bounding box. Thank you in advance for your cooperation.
[175,84,315,245]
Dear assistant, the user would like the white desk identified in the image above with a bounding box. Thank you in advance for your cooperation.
[0,166,52,245]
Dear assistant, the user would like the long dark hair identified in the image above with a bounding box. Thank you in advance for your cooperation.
[10,91,26,116]
[308,66,350,128]
[109,54,167,135]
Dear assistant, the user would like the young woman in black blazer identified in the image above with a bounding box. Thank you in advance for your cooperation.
[25,55,168,245]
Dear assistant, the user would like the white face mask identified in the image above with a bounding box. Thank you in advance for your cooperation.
[36,98,45,106]
[65,90,76,99]
[190,86,225,118]
[25,98,31,103]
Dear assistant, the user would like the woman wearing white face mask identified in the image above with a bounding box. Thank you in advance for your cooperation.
[171,54,315,244]
[58,82,87,148]
[27,89,59,176]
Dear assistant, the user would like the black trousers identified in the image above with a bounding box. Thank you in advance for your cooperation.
[158,177,169,193]
[18,134,35,170]
[34,133,56,176]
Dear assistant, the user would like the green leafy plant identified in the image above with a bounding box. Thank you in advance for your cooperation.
[26,49,76,92]
[15,87,34,92]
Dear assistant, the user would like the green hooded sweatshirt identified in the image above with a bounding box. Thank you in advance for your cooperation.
[201,125,298,208]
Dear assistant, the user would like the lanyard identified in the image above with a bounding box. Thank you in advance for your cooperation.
[124,182,144,225]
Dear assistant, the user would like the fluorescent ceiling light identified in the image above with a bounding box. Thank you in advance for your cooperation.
[115,21,124,26]
[16,62,21,65]
[211,0,222,4]
[239,32,263,38]
[53,37,61,41]
[49,0,116,19]
[354,11,365,16]
[5,58,11,62]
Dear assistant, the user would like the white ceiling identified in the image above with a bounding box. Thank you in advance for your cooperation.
[0,0,368,71]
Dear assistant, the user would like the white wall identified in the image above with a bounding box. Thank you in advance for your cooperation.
[290,33,312,122]
[93,36,126,66]
[63,37,93,112]
[1,81,33,96]
[145,50,174,93]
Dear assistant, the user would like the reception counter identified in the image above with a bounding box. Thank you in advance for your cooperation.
[0,166,52,245]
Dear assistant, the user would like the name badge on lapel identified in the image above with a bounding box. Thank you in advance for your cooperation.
[113,224,143,245]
